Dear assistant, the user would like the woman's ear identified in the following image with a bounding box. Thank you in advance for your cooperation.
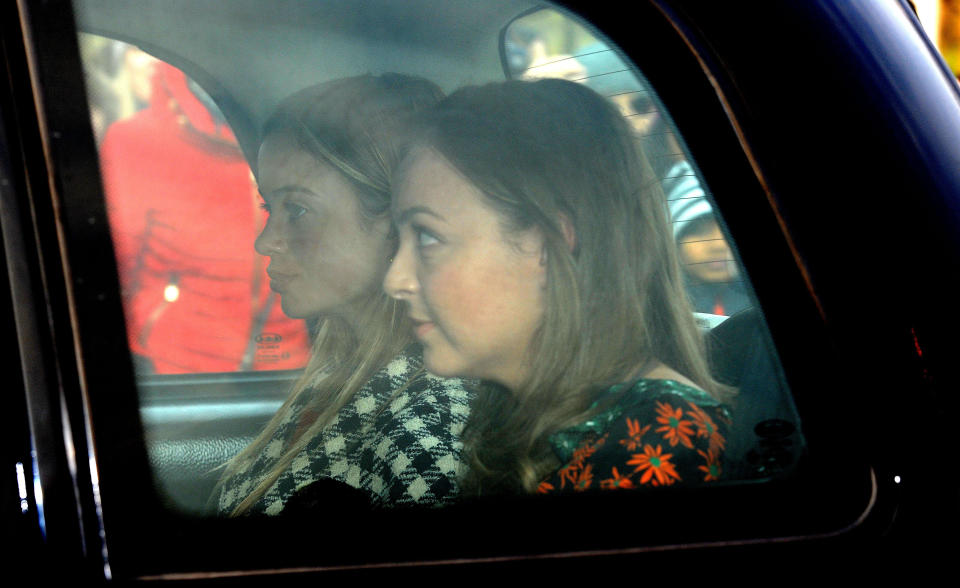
[558,212,577,253]
[540,213,577,267]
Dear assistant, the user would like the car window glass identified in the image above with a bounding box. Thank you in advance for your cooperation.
[61,1,819,573]
[74,7,804,512]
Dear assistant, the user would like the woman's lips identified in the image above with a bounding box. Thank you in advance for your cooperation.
[267,271,296,292]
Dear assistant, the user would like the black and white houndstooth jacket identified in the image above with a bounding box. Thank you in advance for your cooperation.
[217,349,474,515]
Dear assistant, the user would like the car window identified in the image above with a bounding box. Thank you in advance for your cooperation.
[26,0,875,578]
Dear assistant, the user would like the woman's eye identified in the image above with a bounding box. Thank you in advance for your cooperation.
[416,228,440,248]
[284,202,308,220]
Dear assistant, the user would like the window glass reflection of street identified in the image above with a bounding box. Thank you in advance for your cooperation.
[80,35,310,374]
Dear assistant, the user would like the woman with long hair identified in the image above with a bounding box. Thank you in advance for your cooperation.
[384,78,730,495]
[216,74,472,515]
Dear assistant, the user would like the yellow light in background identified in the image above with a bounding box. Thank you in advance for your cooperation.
[163,284,180,302]
[940,0,960,75]
[914,0,960,75]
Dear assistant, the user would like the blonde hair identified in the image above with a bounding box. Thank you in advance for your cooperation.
[216,74,443,514]
[415,79,729,494]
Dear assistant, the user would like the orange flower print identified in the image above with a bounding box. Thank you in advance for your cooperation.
[558,436,606,489]
[537,481,555,494]
[697,449,722,482]
[619,417,651,451]
[571,434,607,464]
[600,467,636,490]
[571,463,594,491]
[655,401,695,449]
[627,444,681,486]
[687,402,726,454]
[557,462,579,489]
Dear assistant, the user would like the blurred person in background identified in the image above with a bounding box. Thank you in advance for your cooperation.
[667,178,748,317]
[81,39,158,144]
[99,60,310,373]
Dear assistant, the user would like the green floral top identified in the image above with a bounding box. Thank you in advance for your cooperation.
[538,379,730,493]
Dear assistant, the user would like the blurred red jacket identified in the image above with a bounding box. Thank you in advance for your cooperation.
[100,61,310,373]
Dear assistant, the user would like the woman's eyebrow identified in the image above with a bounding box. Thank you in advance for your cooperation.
[394,205,446,225]
[261,185,319,200]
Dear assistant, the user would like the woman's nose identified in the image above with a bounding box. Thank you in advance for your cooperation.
[383,243,417,300]
[255,217,285,255]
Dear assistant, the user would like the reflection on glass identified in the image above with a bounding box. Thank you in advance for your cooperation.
[666,165,748,317]
[78,34,311,374]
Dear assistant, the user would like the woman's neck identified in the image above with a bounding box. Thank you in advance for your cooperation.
[638,360,702,390]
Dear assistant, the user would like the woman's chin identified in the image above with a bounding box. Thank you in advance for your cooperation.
[279,297,315,320]
[421,350,459,379]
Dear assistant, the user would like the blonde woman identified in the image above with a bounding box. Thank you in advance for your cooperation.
[216,75,472,515]
[385,79,731,496]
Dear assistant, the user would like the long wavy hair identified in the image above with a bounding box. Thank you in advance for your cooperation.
[412,79,728,494]
[216,74,444,514]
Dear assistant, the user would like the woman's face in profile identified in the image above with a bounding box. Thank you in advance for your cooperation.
[255,132,392,321]
[385,150,545,390]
